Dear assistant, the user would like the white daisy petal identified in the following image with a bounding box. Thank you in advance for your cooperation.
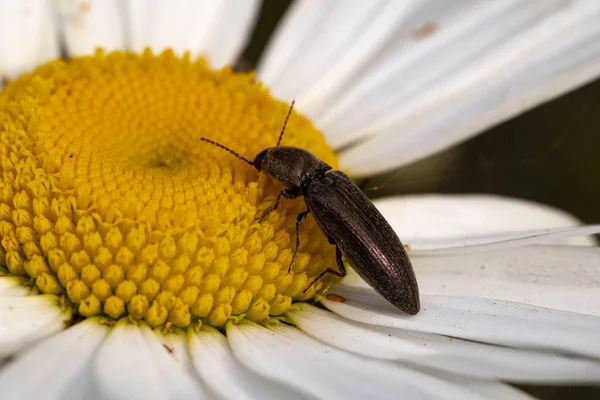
[58,362,99,400]
[260,0,600,174]
[126,0,202,55]
[310,0,527,128]
[147,328,209,399]
[227,321,514,400]
[0,277,32,296]
[55,0,125,56]
[125,0,259,68]
[337,1,600,175]
[155,329,196,376]
[188,327,307,400]
[407,225,600,254]
[457,379,536,400]
[289,304,600,383]
[93,320,206,400]
[192,0,260,68]
[322,0,583,140]
[373,194,594,246]
[94,321,159,400]
[322,285,600,359]
[0,295,71,358]
[414,244,600,315]
[258,1,416,108]
[0,0,59,82]
[0,318,108,400]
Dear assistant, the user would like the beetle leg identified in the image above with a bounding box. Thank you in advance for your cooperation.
[255,188,300,222]
[302,246,347,294]
[288,210,310,273]
[333,246,347,274]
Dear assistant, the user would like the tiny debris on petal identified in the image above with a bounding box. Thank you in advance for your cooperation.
[325,293,346,303]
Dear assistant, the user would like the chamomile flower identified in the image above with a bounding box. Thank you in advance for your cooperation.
[0,1,599,399]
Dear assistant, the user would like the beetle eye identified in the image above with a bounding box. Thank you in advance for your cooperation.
[253,149,268,171]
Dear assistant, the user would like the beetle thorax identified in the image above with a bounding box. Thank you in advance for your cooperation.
[256,146,332,188]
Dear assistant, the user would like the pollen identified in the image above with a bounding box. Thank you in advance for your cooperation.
[0,49,338,328]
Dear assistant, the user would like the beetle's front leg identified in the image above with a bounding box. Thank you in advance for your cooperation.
[255,187,301,222]
[288,210,310,273]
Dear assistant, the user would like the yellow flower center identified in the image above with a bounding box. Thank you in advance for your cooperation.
[0,49,338,328]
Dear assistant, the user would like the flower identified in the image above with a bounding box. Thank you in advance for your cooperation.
[1,1,600,400]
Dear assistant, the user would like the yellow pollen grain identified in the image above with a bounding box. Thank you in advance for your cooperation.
[0,49,339,328]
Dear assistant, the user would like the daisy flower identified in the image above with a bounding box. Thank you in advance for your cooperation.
[1,1,599,399]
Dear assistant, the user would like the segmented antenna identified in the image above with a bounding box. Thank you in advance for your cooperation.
[199,137,254,166]
[277,100,295,146]
[200,101,295,163]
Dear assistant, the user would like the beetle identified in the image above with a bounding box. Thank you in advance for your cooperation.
[199,102,420,315]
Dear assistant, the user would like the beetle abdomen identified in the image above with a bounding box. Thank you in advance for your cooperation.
[304,170,420,315]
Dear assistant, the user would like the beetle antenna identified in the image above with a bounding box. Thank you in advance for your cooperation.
[199,137,254,166]
[277,100,295,146]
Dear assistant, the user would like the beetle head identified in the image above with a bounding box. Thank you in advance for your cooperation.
[253,149,268,171]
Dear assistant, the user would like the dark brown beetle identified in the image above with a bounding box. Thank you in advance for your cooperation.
[200,102,420,315]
